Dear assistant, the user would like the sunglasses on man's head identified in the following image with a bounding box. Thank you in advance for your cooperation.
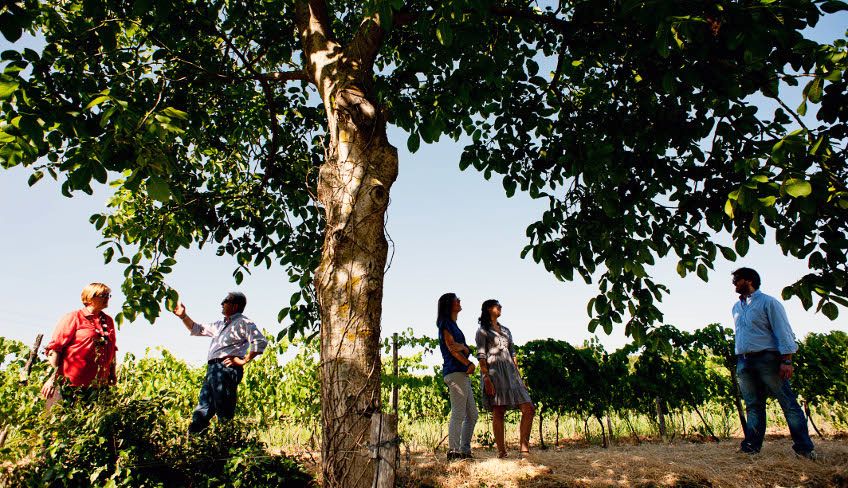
[96,293,111,298]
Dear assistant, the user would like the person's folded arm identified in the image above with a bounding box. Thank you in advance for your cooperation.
[443,330,471,366]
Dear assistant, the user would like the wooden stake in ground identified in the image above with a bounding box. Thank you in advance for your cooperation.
[656,398,667,440]
[370,413,398,488]
[392,333,398,415]
[19,334,43,384]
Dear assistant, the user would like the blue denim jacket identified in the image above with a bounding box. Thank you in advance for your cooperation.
[733,290,798,355]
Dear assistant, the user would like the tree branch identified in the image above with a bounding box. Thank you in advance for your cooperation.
[488,6,571,35]
[294,0,335,59]
[258,71,310,82]
[348,12,386,67]
[391,5,571,35]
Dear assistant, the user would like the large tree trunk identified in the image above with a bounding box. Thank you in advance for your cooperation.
[295,3,397,486]
[315,86,397,486]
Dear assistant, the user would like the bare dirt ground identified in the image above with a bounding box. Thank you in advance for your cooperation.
[396,436,848,487]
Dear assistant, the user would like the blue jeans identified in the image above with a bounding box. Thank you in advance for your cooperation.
[189,361,244,433]
[736,352,814,453]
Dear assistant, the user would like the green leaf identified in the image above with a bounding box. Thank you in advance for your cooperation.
[820,1,848,13]
[0,77,19,99]
[85,95,110,111]
[806,78,823,103]
[735,236,749,256]
[719,245,737,262]
[809,135,825,156]
[27,171,44,186]
[436,22,453,46]
[0,14,22,43]
[16,116,42,142]
[406,132,420,153]
[782,178,812,198]
[696,264,709,282]
[503,177,517,198]
[147,176,171,202]
[821,302,838,320]
[277,307,290,323]
[797,99,807,116]
[758,195,776,206]
[724,199,735,218]
[162,107,188,120]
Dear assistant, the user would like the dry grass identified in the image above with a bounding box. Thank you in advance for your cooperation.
[398,436,848,487]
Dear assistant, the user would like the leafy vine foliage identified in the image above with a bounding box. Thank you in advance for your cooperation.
[0,336,316,486]
[2,326,847,483]
[517,325,848,443]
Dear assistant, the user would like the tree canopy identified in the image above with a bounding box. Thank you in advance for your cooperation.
[1,1,846,339]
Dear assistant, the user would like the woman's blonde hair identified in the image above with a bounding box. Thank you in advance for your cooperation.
[81,283,111,305]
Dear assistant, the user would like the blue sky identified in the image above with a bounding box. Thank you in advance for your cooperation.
[1,11,845,365]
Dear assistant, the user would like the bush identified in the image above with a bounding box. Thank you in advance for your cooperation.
[2,393,313,487]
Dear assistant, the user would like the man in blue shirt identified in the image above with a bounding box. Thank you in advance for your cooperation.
[732,267,816,459]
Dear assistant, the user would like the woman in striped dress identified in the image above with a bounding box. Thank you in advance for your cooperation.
[476,299,534,458]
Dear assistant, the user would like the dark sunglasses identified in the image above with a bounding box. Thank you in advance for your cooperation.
[221,299,233,305]
[96,293,111,298]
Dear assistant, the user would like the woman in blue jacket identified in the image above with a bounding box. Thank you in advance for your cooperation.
[436,292,478,461]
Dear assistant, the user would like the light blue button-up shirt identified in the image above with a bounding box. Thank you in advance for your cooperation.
[191,312,268,362]
[732,289,798,355]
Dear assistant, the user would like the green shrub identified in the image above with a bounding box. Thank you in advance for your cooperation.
[2,394,313,487]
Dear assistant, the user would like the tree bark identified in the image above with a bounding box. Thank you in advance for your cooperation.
[314,87,397,487]
[538,410,545,449]
[623,414,641,444]
[554,414,559,448]
[295,3,397,486]
[804,401,825,438]
[596,415,607,448]
[691,404,720,442]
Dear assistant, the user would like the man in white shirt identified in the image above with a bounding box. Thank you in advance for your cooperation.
[173,291,268,433]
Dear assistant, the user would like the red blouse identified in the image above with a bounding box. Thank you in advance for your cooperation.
[45,309,117,387]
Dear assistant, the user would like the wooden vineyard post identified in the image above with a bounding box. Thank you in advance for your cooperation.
[656,398,667,440]
[19,334,43,384]
[370,413,398,488]
[392,332,398,415]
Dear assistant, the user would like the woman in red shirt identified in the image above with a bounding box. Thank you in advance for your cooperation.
[40,283,117,403]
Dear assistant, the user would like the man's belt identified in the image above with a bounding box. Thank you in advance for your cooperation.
[737,350,777,359]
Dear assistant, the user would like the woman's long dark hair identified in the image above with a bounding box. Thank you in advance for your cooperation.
[436,293,457,329]
[478,299,500,330]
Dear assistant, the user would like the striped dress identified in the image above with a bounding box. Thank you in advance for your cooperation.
[476,324,532,411]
